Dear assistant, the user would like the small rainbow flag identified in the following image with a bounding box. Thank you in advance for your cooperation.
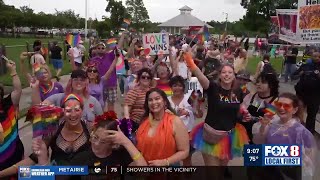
[241,85,247,94]
[123,19,131,25]
[106,38,117,48]
[197,25,210,44]
[33,63,43,78]
[66,33,81,47]
[263,103,277,116]
[26,105,64,138]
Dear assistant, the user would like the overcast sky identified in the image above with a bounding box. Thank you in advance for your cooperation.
[4,0,246,22]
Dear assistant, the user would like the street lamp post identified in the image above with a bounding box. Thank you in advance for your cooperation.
[85,0,88,41]
[223,12,228,32]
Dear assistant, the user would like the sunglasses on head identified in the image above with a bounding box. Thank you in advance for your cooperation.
[141,75,152,80]
[87,69,98,73]
[274,101,293,111]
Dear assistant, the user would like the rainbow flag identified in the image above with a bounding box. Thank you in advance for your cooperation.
[33,63,43,78]
[156,82,173,97]
[123,19,131,25]
[197,25,210,44]
[263,103,277,116]
[26,105,64,138]
[241,85,247,94]
[122,19,131,29]
[106,38,117,48]
[0,105,18,163]
[66,33,81,47]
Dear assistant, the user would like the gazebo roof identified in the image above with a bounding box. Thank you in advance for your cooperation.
[158,6,213,28]
[179,5,193,11]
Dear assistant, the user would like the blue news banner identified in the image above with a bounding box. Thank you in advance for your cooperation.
[19,166,88,180]
[244,144,302,166]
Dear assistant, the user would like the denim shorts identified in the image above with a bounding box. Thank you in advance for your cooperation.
[52,59,63,69]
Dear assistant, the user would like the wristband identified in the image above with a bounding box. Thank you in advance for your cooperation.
[183,53,197,71]
[133,152,142,161]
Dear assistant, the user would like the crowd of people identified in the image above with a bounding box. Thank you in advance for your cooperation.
[0,31,319,180]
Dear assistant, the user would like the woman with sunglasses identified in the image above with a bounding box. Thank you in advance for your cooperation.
[252,93,316,179]
[0,94,90,177]
[183,51,251,178]
[241,72,279,144]
[124,68,154,126]
[31,70,103,129]
[86,60,117,109]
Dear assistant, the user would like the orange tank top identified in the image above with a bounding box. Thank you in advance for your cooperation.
[136,111,177,162]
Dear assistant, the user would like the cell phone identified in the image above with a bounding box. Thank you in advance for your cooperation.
[114,47,120,57]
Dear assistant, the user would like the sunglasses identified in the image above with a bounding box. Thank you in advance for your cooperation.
[274,101,293,111]
[97,48,105,50]
[87,69,98,73]
[141,75,152,80]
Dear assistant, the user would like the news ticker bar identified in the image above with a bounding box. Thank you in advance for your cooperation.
[18,166,198,178]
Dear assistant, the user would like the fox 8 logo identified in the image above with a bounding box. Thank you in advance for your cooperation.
[265,145,300,157]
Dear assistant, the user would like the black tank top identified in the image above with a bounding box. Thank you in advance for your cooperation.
[247,93,277,118]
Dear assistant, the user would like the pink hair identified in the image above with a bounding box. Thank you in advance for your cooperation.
[65,79,90,98]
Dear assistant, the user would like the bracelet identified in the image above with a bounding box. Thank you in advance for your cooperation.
[165,159,170,166]
[39,162,49,166]
[12,164,18,172]
[11,73,17,77]
[132,153,142,161]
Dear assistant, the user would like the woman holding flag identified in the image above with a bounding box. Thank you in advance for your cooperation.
[241,72,279,144]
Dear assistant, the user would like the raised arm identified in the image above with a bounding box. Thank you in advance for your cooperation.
[103,54,117,80]
[117,31,127,50]
[183,52,210,90]
[127,38,138,58]
[6,60,22,107]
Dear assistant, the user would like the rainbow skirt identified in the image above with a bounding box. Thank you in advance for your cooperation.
[190,122,248,160]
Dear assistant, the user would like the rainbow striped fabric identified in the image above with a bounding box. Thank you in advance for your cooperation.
[263,103,277,116]
[66,33,81,47]
[122,19,131,29]
[0,105,18,163]
[197,25,210,44]
[106,38,117,48]
[156,81,173,97]
[26,105,63,138]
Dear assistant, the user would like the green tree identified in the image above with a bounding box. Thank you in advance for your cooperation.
[126,0,150,30]
[240,0,298,37]
[105,0,130,33]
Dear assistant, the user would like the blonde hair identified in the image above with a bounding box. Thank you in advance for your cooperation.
[65,79,90,98]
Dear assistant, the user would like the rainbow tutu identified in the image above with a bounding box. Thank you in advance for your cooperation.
[190,122,248,160]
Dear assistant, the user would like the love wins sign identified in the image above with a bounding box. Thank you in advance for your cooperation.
[143,33,169,55]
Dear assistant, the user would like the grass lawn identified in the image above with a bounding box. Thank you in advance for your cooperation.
[0,37,89,87]
[246,56,285,75]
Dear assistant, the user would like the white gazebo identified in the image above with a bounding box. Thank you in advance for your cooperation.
[158,5,213,34]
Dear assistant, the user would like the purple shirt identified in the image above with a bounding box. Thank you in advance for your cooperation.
[90,52,116,87]
[88,81,104,107]
[40,82,64,101]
